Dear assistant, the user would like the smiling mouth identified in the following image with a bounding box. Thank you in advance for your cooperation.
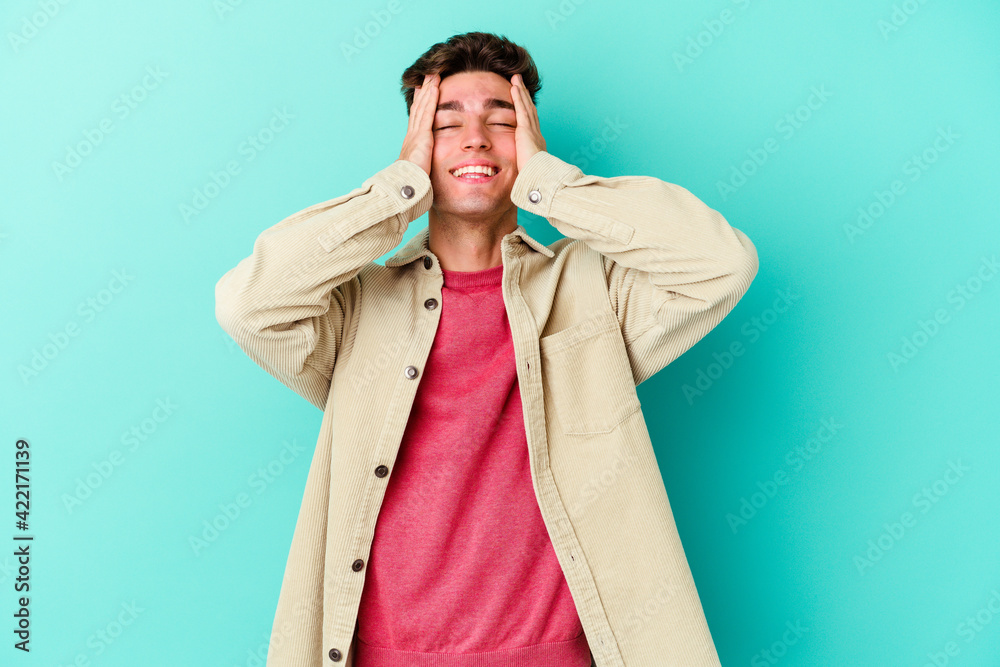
[450,166,500,183]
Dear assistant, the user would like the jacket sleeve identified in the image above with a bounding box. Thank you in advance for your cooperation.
[215,159,433,409]
[510,151,758,386]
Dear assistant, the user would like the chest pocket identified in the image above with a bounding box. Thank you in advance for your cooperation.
[539,309,642,436]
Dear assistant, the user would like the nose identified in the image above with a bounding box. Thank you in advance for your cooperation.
[460,119,491,151]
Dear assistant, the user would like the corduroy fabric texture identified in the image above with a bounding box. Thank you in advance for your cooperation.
[215,150,758,666]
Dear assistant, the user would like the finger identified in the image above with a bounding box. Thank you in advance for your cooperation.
[408,80,424,132]
[409,83,424,132]
[411,74,433,118]
[411,73,436,133]
[515,76,538,124]
[417,74,439,134]
[511,76,528,127]
[512,75,535,129]
[524,89,539,128]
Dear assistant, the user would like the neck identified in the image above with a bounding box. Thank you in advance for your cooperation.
[427,205,518,272]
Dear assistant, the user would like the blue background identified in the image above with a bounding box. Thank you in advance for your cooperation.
[2,1,998,665]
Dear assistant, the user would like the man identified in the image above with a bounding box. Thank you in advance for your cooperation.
[216,31,757,667]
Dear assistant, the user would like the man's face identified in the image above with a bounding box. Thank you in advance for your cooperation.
[429,70,519,221]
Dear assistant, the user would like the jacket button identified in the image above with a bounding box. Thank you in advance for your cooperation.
[424,298,437,310]
[400,185,415,199]
[374,465,389,478]
[352,558,365,572]
[404,365,419,379]
[528,189,541,204]
[329,647,342,661]
[423,256,432,269]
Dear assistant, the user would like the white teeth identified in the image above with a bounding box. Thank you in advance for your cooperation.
[452,165,496,178]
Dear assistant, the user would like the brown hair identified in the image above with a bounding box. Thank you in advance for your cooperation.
[400,31,542,115]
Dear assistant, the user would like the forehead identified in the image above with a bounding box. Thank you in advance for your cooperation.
[436,71,513,112]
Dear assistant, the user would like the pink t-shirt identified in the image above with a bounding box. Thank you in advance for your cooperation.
[355,262,591,666]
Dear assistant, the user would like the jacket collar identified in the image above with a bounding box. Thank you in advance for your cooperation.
[384,223,554,268]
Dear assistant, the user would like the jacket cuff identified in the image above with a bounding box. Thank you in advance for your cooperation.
[510,151,583,217]
[315,159,431,252]
[363,158,433,226]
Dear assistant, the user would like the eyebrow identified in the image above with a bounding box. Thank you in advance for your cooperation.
[436,98,515,113]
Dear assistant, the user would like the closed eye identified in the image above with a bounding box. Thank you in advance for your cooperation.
[434,123,515,131]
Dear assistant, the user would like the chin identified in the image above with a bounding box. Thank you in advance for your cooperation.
[439,200,499,217]
[435,193,506,217]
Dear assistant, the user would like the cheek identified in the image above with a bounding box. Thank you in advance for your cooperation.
[494,134,517,160]
[431,145,444,168]
[431,135,455,159]
[430,144,451,179]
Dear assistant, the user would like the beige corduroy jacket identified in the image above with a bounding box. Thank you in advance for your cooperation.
[215,150,758,666]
